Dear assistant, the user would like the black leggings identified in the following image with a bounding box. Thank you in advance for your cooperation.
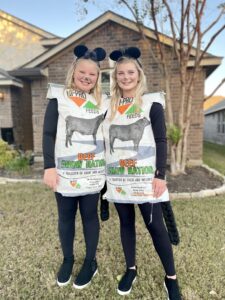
[114,202,176,276]
[55,192,99,260]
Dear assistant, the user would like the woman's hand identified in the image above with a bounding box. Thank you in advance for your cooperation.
[152,178,167,198]
[43,168,59,191]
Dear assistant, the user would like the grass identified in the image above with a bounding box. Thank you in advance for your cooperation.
[203,141,225,175]
[0,183,225,299]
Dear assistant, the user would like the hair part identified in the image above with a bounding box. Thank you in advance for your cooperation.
[65,58,102,106]
[110,57,147,119]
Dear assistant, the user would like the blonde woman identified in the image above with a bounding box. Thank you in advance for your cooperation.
[43,45,107,289]
[103,47,181,299]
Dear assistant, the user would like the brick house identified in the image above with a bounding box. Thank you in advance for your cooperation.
[0,10,222,164]
[204,99,225,145]
[0,9,62,150]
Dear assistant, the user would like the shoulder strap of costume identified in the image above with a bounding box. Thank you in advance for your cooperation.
[142,91,166,109]
[47,83,65,99]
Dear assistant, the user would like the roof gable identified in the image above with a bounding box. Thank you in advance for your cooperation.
[20,10,222,72]
[204,95,224,110]
[205,99,225,115]
[0,10,59,39]
[0,10,62,70]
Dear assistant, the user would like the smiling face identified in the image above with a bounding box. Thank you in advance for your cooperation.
[116,61,140,97]
[73,59,99,93]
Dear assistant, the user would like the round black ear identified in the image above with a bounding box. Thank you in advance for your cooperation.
[109,50,123,61]
[125,47,141,59]
[93,48,106,61]
[74,45,88,58]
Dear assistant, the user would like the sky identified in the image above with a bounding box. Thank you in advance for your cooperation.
[1,0,225,97]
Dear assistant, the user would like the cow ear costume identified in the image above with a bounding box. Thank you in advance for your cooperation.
[74,45,106,64]
[109,47,141,65]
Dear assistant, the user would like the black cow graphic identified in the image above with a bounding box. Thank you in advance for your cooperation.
[109,117,150,153]
[65,114,104,147]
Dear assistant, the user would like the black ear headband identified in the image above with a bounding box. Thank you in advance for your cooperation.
[109,47,141,62]
[74,45,106,63]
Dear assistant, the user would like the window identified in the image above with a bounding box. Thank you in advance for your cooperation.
[1,128,14,144]
[217,110,225,134]
[100,70,111,95]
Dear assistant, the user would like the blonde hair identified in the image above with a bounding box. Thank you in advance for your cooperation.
[65,58,102,106]
[110,57,147,119]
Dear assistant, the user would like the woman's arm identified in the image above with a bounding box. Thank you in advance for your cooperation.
[150,102,167,180]
[42,99,59,191]
[150,102,167,197]
[42,99,58,169]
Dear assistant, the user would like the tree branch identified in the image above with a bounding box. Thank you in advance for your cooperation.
[202,6,225,36]
[198,24,225,63]
[120,0,164,74]
[204,78,225,101]
[162,0,180,62]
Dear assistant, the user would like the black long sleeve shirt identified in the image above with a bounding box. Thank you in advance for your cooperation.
[42,99,167,179]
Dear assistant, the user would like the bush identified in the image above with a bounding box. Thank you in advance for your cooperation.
[5,156,30,175]
[0,139,17,168]
[167,124,182,145]
[0,139,32,174]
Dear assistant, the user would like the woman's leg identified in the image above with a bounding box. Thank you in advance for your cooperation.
[78,193,100,260]
[114,203,137,295]
[55,192,78,258]
[55,192,78,286]
[73,193,100,289]
[138,202,176,276]
[114,203,136,268]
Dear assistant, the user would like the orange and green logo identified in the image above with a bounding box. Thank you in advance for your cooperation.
[70,181,81,188]
[84,101,99,111]
[69,96,86,107]
[118,97,143,116]
[125,104,143,115]
[116,187,126,195]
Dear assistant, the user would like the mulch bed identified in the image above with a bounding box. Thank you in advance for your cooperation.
[166,166,224,193]
[0,165,224,193]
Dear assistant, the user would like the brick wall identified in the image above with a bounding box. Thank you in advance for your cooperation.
[10,82,34,150]
[32,21,205,163]
[31,77,48,155]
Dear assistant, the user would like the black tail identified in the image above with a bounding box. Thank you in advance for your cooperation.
[100,183,109,221]
[161,202,180,246]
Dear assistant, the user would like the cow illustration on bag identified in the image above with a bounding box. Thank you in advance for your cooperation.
[65,114,104,147]
[109,117,150,153]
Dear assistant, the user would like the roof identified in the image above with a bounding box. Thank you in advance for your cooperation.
[204,96,224,110]
[204,99,225,115]
[0,10,63,70]
[0,9,60,39]
[21,10,222,75]
[9,68,48,79]
[0,68,23,87]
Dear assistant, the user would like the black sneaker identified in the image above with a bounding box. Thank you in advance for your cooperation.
[100,199,109,221]
[164,276,181,300]
[73,259,98,289]
[56,256,74,287]
[117,267,137,295]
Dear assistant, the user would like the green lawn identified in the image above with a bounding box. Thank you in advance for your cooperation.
[203,141,225,175]
[0,183,225,299]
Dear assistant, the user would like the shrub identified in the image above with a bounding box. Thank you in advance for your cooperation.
[167,125,182,145]
[0,139,17,168]
[0,139,33,174]
[5,156,30,175]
